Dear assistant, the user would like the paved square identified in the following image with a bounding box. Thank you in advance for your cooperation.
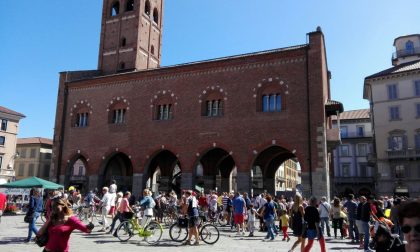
[0,215,360,251]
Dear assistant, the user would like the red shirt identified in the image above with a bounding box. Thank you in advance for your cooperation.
[0,193,6,210]
[198,196,208,207]
[45,216,90,252]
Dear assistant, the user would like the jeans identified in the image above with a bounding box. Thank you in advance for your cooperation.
[27,212,40,239]
[264,217,275,240]
[348,218,359,240]
[320,217,331,236]
[362,221,370,250]
[109,212,121,233]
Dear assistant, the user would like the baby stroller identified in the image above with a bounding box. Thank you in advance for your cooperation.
[369,222,404,252]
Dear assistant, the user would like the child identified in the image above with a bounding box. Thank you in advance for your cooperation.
[280,209,290,241]
[247,204,257,237]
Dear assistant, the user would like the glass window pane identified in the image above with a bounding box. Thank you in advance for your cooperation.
[212,100,219,116]
[262,95,269,112]
[276,94,281,112]
[269,95,275,112]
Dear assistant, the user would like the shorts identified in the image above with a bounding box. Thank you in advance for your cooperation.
[356,220,365,235]
[234,213,244,224]
[188,216,200,228]
[306,229,317,239]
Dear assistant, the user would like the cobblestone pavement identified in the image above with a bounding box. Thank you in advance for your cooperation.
[0,215,361,252]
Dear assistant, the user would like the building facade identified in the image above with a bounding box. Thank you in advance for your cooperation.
[14,137,53,180]
[0,106,25,184]
[364,34,420,197]
[332,109,374,197]
[51,0,343,198]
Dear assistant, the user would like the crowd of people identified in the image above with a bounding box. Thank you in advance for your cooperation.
[10,181,420,252]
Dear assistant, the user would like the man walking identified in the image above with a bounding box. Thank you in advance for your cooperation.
[344,194,359,243]
[318,196,331,237]
[232,192,246,235]
[361,195,374,252]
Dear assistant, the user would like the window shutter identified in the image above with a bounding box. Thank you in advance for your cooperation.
[403,135,408,149]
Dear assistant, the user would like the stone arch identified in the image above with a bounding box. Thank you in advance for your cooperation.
[251,145,297,195]
[193,146,237,193]
[142,148,182,194]
[253,77,289,112]
[99,151,133,192]
[65,153,90,192]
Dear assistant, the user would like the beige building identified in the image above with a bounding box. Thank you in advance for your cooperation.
[364,34,420,197]
[0,106,25,184]
[14,137,53,180]
[274,159,301,192]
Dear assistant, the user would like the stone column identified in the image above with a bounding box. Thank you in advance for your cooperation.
[132,173,143,197]
[236,172,250,194]
[181,172,193,190]
[87,175,99,191]
[59,175,66,187]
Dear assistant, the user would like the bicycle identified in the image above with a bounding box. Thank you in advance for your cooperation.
[169,215,220,244]
[207,207,228,226]
[115,208,163,245]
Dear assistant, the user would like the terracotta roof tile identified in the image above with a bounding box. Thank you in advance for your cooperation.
[332,109,370,121]
[17,137,53,145]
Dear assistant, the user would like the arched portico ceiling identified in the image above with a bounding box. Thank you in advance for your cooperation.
[253,145,296,176]
[103,152,133,177]
[145,149,179,177]
[198,148,235,176]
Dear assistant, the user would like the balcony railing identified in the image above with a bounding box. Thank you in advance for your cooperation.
[392,47,420,60]
[387,149,420,159]
[340,132,373,139]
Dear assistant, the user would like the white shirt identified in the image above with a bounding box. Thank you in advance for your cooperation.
[101,192,113,208]
[109,183,117,193]
[319,202,331,218]
[248,208,256,222]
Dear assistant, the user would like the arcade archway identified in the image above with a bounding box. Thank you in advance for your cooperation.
[102,152,133,192]
[194,148,236,193]
[66,155,88,192]
[144,150,181,195]
[251,145,297,195]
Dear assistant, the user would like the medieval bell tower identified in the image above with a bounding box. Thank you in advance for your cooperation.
[97,0,163,74]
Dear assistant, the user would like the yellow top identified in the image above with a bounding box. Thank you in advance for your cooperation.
[280,214,289,227]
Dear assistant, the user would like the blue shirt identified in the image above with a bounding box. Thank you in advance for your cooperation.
[343,200,358,219]
[30,196,43,213]
[263,201,275,220]
[232,196,245,214]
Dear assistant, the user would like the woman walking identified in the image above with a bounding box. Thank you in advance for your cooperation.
[303,197,326,252]
[331,197,344,239]
[37,197,93,252]
[288,194,305,252]
[24,189,43,242]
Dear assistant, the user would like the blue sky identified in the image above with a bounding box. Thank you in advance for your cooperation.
[1,0,420,138]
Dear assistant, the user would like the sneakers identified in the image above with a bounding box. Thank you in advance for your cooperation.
[242,231,245,236]
[248,233,254,237]
[23,238,31,243]
[282,238,286,241]
[193,241,199,246]
[287,237,290,242]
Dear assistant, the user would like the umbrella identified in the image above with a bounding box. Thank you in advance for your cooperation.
[0,176,63,189]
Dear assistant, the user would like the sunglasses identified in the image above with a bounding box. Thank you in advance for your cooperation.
[401,224,420,234]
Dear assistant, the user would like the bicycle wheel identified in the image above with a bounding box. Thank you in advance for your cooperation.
[144,221,163,245]
[169,223,188,242]
[200,224,219,244]
[115,220,134,242]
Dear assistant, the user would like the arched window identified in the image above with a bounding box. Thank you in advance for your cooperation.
[156,104,173,120]
[262,93,281,112]
[112,108,126,124]
[75,112,89,127]
[125,0,134,12]
[406,40,414,54]
[111,1,120,16]
[144,0,150,16]
[151,45,155,55]
[153,8,159,24]
[205,99,224,117]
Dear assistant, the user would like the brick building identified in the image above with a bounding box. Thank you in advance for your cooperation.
[51,0,342,198]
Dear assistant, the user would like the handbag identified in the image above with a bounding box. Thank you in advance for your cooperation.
[24,210,34,223]
[34,222,50,247]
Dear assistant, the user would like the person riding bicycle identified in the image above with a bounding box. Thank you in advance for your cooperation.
[139,189,155,227]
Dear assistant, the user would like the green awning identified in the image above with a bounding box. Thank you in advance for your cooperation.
[0,176,63,189]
